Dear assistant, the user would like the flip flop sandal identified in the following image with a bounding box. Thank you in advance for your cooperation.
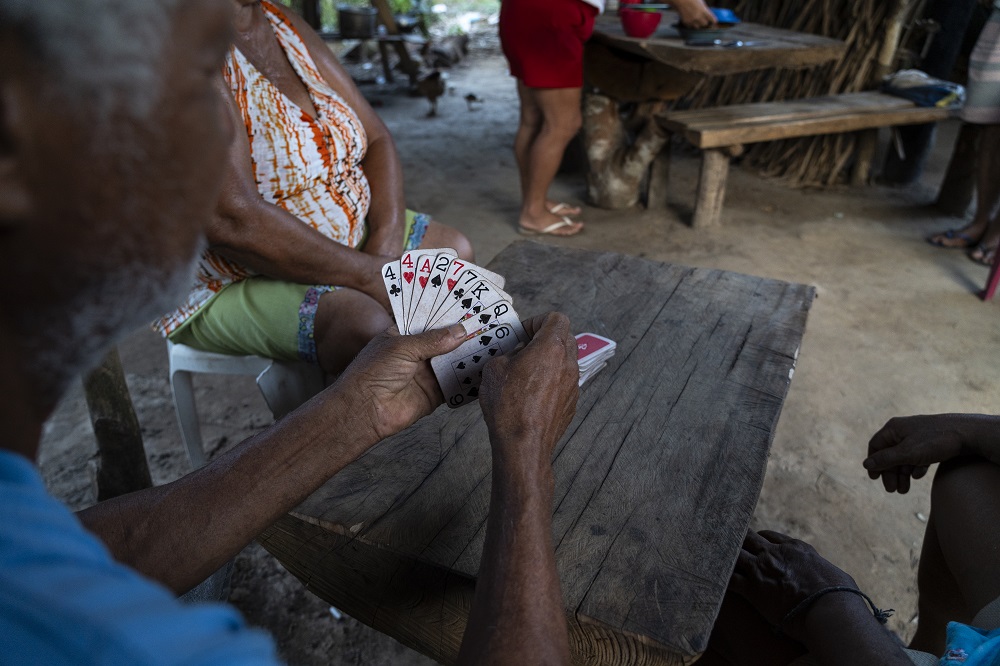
[969,243,998,267]
[517,216,583,237]
[927,228,979,248]
[547,202,581,216]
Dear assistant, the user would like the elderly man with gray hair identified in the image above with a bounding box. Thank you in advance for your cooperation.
[0,1,579,663]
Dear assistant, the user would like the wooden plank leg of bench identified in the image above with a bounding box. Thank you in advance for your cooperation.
[646,143,671,210]
[693,148,729,228]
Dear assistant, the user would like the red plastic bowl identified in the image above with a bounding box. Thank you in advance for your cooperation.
[620,8,661,38]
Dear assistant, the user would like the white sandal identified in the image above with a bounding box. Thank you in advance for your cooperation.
[517,216,583,237]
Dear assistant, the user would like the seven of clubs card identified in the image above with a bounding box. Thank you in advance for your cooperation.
[382,249,617,406]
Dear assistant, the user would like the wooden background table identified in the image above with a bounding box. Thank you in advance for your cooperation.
[261,241,815,665]
[583,13,847,209]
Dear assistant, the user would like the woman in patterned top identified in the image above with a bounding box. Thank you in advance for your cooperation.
[157,0,474,374]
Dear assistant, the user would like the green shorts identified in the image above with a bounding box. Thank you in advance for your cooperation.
[168,211,430,364]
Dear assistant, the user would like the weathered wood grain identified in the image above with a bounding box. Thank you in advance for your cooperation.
[661,92,955,149]
[262,242,814,664]
[590,14,845,77]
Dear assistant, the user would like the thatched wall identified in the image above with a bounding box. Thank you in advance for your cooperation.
[677,0,917,187]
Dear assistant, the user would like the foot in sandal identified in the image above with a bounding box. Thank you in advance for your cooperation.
[517,209,583,237]
[969,239,999,266]
[927,223,984,249]
[546,201,582,217]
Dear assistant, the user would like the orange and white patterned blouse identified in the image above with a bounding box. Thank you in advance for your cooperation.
[156,1,370,335]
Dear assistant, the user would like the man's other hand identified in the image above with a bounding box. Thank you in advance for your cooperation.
[863,414,974,494]
[480,312,579,469]
[335,324,466,441]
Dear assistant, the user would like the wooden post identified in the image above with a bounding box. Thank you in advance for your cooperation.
[371,0,420,84]
[853,0,916,185]
[302,0,321,30]
[82,349,152,500]
[583,93,671,209]
[645,142,671,210]
[692,149,729,228]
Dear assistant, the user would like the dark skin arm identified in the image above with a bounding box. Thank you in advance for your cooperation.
[456,313,578,666]
[77,324,466,594]
[731,530,911,666]
[863,413,1000,494]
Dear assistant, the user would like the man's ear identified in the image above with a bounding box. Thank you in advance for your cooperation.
[0,78,34,222]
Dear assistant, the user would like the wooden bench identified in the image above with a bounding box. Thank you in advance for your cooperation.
[661,91,957,227]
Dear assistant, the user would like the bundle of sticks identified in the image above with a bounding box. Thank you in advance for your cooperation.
[677,0,921,187]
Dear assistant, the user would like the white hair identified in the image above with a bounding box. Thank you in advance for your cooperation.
[1,0,201,405]
[0,0,178,123]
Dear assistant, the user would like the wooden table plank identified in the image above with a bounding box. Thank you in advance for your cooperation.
[591,14,845,76]
[266,242,814,664]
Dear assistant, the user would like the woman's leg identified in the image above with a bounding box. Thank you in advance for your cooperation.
[516,85,584,235]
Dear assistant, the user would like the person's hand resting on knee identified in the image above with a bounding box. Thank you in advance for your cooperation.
[864,413,1000,493]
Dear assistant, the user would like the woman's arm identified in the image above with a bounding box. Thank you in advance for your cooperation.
[277,6,407,257]
[209,75,390,307]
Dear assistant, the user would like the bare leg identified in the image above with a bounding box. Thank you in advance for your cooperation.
[418,220,475,261]
[313,288,392,375]
[931,123,1000,248]
[909,458,1000,653]
[514,83,584,235]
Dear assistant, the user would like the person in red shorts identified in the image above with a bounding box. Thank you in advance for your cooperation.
[499,0,715,236]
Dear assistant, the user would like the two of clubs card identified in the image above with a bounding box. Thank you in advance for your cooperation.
[576,333,616,386]
[382,248,527,408]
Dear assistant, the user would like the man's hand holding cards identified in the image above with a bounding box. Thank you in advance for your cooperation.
[382,249,527,408]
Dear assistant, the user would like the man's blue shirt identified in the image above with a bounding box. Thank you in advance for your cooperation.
[0,450,279,664]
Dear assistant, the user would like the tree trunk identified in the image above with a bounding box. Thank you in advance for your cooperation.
[584,93,670,209]
[82,349,152,501]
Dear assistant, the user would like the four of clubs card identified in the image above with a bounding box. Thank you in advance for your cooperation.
[382,249,527,408]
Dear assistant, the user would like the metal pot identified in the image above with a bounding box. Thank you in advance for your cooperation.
[337,5,378,39]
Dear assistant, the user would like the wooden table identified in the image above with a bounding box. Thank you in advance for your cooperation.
[260,241,815,665]
[583,13,846,209]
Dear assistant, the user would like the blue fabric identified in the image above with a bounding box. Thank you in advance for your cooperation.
[939,621,1000,665]
[0,450,279,665]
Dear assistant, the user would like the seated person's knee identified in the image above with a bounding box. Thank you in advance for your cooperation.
[315,289,392,374]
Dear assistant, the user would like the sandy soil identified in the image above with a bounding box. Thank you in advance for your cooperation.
[38,27,1000,665]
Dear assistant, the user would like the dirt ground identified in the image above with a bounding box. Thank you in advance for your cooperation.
[38,26,1000,665]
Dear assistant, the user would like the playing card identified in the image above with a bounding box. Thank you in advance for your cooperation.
[424,261,505,327]
[381,259,406,330]
[575,333,616,385]
[407,251,456,333]
[405,249,457,333]
[579,362,607,387]
[432,321,524,408]
[398,249,432,332]
[428,276,511,330]
[576,333,616,367]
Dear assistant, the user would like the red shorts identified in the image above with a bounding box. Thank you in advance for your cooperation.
[499,0,600,89]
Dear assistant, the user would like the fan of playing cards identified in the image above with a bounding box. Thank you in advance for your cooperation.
[382,248,618,408]
[383,249,528,408]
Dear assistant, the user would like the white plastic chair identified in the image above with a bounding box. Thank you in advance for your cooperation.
[168,342,326,467]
